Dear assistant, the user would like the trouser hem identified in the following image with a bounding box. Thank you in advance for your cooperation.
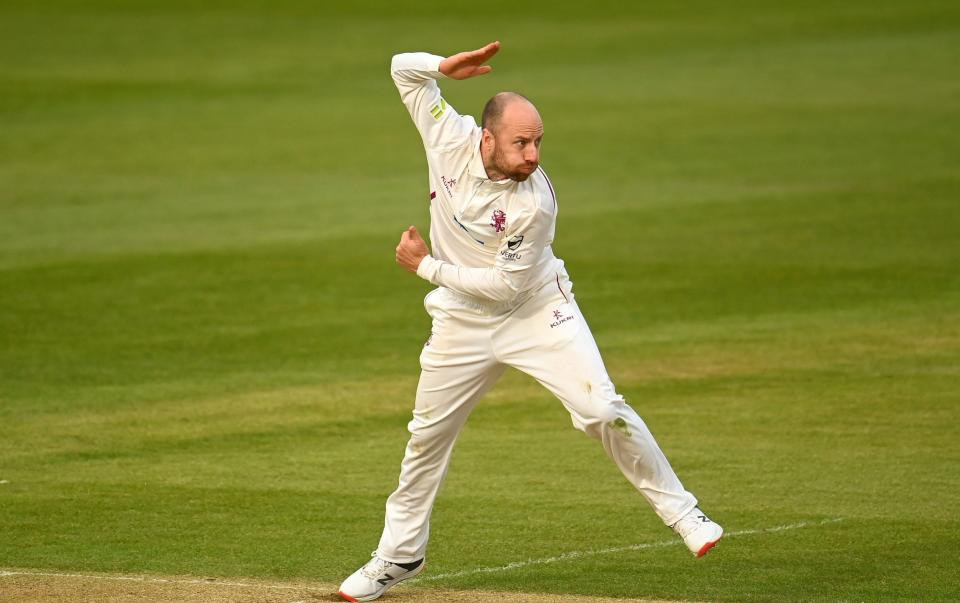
[662,499,699,527]
[376,550,425,565]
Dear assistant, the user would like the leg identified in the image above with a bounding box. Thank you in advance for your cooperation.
[377,358,505,562]
[341,291,506,601]
[495,290,697,526]
[377,289,505,562]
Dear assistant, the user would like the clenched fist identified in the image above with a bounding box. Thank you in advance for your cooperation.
[396,226,430,273]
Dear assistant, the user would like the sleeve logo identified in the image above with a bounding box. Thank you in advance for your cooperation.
[430,98,447,121]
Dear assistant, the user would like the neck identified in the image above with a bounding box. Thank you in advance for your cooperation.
[480,145,508,181]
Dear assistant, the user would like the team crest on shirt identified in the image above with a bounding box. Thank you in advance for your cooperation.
[490,209,506,233]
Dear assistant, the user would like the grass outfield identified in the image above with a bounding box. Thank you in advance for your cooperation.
[2,1,959,601]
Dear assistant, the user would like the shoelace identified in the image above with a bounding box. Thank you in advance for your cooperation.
[673,512,709,538]
[361,553,393,579]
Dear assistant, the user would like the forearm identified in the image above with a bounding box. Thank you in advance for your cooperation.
[391,53,445,94]
[391,52,474,152]
[416,256,520,304]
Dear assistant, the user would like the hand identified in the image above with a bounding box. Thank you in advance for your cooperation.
[396,226,430,273]
[439,41,500,80]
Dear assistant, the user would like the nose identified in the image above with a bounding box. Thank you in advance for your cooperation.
[524,145,539,164]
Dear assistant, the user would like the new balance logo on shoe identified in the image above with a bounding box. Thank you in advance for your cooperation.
[339,554,425,602]
[672,507,723,558]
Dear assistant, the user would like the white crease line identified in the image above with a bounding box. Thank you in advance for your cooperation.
[0,518,844,590]
[413,517,844,583]
[0,570,327,592]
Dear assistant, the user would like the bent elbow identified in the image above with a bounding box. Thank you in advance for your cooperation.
[487,271,524,304]
[390,54,403,74]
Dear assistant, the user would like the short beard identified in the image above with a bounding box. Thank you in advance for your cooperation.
[491,143,534,182]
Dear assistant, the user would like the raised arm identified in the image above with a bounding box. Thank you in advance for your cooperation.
[438,41,499,80]
[390,42,499,151]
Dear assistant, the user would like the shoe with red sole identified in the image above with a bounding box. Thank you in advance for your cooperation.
[672,507,723,557]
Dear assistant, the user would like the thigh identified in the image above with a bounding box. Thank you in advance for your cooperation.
[420,288,496,371]
[413,289,505,433]
[498,297,622,426]
[412,361,507,436]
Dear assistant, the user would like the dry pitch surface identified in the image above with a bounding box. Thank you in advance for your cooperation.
[1,570,688,603]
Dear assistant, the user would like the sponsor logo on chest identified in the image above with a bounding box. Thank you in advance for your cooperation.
[500,234,524,261]
[441,175,457,197]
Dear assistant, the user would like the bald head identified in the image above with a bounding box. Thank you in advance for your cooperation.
[481,91,541,134]
[480,91,544,182]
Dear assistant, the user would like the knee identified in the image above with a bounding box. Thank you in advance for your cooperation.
[592,399,622,426]
[590,379,626,423]
[406,407,463,448]
[407,413,444,441]
[402,421,447,463]
[569,386,625,434]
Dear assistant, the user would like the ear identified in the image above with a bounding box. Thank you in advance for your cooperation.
[481,128,495,149]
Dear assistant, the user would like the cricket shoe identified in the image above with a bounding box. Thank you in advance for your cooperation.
[338,552,424,602]
[672,507,723,557]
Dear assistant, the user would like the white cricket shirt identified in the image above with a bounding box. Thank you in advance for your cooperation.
[391,52,566,306]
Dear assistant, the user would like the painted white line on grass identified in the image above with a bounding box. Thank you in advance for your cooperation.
[0,518,844,591]
[413,517,844,583]
[0,570,327,592]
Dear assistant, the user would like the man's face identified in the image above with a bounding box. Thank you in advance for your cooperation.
[484,101,544,182]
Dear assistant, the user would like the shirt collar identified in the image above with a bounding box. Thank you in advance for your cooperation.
[468,142,514,186]
[468,143,488,179]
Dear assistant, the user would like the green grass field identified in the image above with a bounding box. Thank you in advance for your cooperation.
[2,1,959,601]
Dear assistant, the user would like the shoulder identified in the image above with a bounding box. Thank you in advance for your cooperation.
[505,167,557,229]
[428,115,482,156]
[526,166,558,215]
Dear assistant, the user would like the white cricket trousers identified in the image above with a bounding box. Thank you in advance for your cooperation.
[377,272,697,563]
